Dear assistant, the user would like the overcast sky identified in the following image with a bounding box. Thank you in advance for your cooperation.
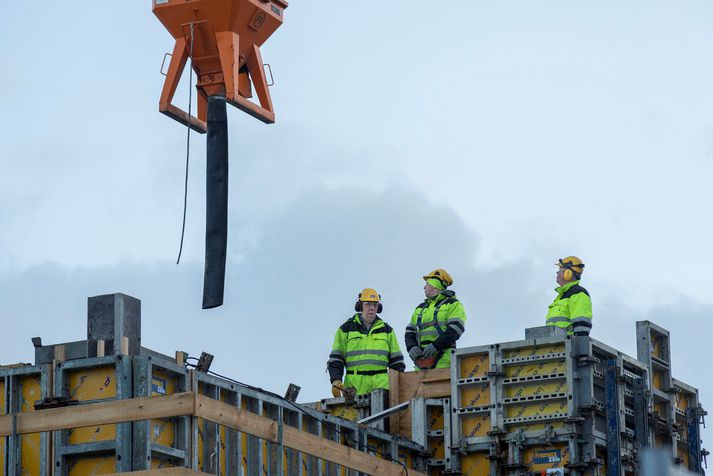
[1,0,711,453]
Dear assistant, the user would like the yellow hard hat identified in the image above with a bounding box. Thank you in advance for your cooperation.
[422,269,453,287]
[556,256,585,280]
[358,288,381,302]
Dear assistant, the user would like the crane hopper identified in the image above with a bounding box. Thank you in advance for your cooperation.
[153,0,287,309]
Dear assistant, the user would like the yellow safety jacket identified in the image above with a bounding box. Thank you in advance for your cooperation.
[327,314,405,395]
[405,290,467,370]
[545,280,593,335]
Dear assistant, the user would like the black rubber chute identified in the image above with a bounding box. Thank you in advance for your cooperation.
[202,95,229,309]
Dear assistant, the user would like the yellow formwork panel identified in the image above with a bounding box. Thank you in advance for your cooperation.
[0,379,5,472]
[461,452,490,475]
[67,455,116,476]
[240,399,249,474]
[219,391,229,476]
[461,412,491,438]
[505,379,567,399]
[653,371,664,391]
[505,399,568,420]
[678,443,690,468]
[328,404,358,421]
[651,333,664,360]
[506,421,566,434]
[151,458,177,469]
[504,359,566,379]
[459,352,490,379]
[503,343,565,360]
[675,390,690,412]
[21,374,42,476]
[150,370,177,448]
[594,447,608,476]
[429,405,445,431]
[460,382,491,408]
[523,444,569,473]
[68,366,117,444]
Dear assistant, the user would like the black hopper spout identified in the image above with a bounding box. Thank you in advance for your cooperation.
[203,95,229,309]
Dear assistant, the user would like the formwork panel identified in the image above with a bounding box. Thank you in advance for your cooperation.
[67,456,116,476]
[504,378,566,398]
[0,378,5,473]
[458,352,490,379]
[504,398,568,420]
[20,374,43,476]
[460,452,490,475]
[67,365,117,444]
[503,359,566,379]
[460,381,491,407]
[502,342,565,359]
[523,443,570,473]
[150,370,177,443]
[460,412,491,438]
[55,355,132,475]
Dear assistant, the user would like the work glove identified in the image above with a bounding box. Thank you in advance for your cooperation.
[408,346,423,361]
[331,380,344,398]
[422,343,438,359]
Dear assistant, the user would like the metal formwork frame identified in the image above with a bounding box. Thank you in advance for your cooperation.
[53,354,133,475]
[191,371,428,475]
[673,378,705,474]
[0,364,51,476]
[411,397,453,472]
[190,371,240,474]
[132,354,190,470]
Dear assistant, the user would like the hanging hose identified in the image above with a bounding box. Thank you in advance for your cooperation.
[202,95,229,309]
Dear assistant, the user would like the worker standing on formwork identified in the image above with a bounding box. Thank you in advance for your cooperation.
[327,288,405,397]
[546,256,593,335]
[405,269,467,370]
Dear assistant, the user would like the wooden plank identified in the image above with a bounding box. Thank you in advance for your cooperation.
[0,392,195,437]
[393,368,451,437]
[108,469,211,476]
[388,369,400,434]
[195,395,429,476]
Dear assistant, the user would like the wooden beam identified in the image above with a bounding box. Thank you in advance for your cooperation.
[0,392,195,437]
[108,469,211,476]
[195,395,429,476]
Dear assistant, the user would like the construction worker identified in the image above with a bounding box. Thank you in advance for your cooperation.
[405,269,467,370]
[546,256,593,335]
[327,288,405,397]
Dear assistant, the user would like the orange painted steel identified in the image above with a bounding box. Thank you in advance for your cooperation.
[153,0,288,132]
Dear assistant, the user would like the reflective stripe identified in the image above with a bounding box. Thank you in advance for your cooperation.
[327,357,344,364]
[546,316,570,324]
[448,323,464,336]
[571,316,592,326]
[389,351,403,359]
[346,349,389,357]
[419,330,440,338]
[346,359,389,368]
[447,317,465,324]
[330,351,344,358]
[419,319,439,329]
[406,323,418,331]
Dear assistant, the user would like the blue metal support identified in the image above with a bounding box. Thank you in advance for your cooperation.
[605,358,621,476]
[686,407,703,474]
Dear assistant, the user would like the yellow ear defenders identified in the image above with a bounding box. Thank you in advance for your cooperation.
[558,257,585,281]
[354,288,383,313]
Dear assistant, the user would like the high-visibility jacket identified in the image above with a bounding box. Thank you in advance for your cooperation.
[404,290,467,369]
[545,280,593,335]
[327,314,405,395]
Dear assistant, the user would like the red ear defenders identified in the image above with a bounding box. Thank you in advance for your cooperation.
[355,298,383,313]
